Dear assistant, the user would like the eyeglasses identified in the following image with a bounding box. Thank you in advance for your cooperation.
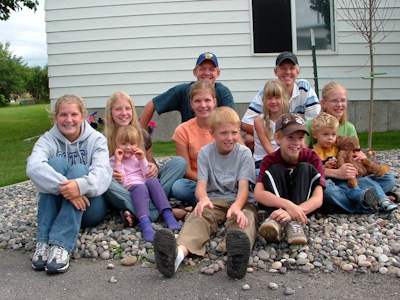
[325,98,347,104]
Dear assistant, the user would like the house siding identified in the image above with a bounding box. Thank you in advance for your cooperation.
[46,0,400,140]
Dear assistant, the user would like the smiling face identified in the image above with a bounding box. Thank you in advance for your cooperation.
[54,102,85,142]
[193,61,220,85]
[321,88,348,121]
[211,122,240,156]
[265,95,283,115]
[190,91,216,119]
[275,130,306,164]
[274,61,300,88]
[111,98,133,128]
[312,127,337,149]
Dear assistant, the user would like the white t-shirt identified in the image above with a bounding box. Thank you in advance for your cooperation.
[253,118,279,162]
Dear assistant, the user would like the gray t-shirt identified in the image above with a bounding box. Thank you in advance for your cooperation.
[197,142,256,204]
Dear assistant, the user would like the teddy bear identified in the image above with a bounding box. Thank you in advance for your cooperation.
[335,135,389,188]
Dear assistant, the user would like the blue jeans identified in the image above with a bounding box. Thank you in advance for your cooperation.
[367,173,396,193]
[104,179,160,221]
[36,157,107,252]
[171,178,198,206]
[159,156,187,197]
[104,156,187,221]
[323,175,390,214]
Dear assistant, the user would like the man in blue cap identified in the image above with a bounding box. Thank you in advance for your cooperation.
[140,52,235,128]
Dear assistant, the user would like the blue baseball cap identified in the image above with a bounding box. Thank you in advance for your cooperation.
[195,52,219,68]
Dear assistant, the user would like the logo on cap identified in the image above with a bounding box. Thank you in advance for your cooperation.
[204,52,214,59]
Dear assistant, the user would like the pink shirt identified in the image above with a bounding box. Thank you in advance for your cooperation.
[172,118,214,173]
[109,155,150,188]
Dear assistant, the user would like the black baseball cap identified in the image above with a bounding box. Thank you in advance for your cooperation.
[276,51,298,66]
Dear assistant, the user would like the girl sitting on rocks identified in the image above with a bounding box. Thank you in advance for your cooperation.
[27,94,112,274]
[103,91,188,226]
[109,125,181,242]
[305,82,398,213]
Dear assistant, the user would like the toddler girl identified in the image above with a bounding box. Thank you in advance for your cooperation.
[109,125,181,242]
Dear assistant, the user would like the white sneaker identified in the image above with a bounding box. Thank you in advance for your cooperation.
[45,245,70,274]
[32,242,49,271]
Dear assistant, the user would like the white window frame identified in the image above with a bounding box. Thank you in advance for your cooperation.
[250,0,337,55]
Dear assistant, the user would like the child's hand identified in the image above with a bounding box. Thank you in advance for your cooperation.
[269,209,292,223]
[283,202,308,224]
[227,205,248,229]
[114,148,124,164]
[194,197,213,219]
[69,195,90,211]
[133,147,145,160]
[59,180,80,200]
[324,158,337,169]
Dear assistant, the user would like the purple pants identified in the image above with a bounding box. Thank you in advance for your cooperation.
[128,177,171,218]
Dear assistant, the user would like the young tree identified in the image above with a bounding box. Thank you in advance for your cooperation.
[0,0,38,21]
[0,41,29,105]
[26,65,49,104]
[335,0,395,149]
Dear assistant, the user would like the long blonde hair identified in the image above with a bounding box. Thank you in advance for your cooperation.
[262,80,290,140]
[104,91,142,156]
[321,82,348,125]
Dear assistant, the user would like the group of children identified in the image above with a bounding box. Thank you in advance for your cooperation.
[27,51,398,278]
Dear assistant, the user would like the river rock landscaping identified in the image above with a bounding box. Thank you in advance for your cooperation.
[1,150,399,278]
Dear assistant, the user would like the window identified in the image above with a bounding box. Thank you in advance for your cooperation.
[252,0,335,53]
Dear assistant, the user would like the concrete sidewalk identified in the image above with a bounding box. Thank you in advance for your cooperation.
[1,250,399,300]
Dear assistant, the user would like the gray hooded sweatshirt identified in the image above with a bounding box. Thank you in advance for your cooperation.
[26,121,112,198]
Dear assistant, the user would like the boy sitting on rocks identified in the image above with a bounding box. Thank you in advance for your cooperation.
[254,113,325,244]
[153,107,257,279]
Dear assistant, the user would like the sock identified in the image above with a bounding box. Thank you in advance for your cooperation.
[139,217,155,242]
[162,209,181,231]
[175,247,185,272]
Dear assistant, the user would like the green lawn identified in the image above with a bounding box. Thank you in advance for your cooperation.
[0,103,398,187]
[0,104,53,187]
[0,104,176,187]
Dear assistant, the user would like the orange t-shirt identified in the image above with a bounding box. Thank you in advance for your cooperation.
[172,118,214,173]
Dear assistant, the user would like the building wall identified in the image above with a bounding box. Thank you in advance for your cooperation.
[45,0,400,141]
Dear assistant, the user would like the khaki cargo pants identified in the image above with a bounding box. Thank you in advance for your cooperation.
[177,199,258,256]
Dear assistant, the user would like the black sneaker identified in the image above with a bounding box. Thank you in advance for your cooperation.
[361,188,379,209]
[32,242,49,271]
[226,228,250,279]
[45,245,70,274]
[154,228,177,278]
